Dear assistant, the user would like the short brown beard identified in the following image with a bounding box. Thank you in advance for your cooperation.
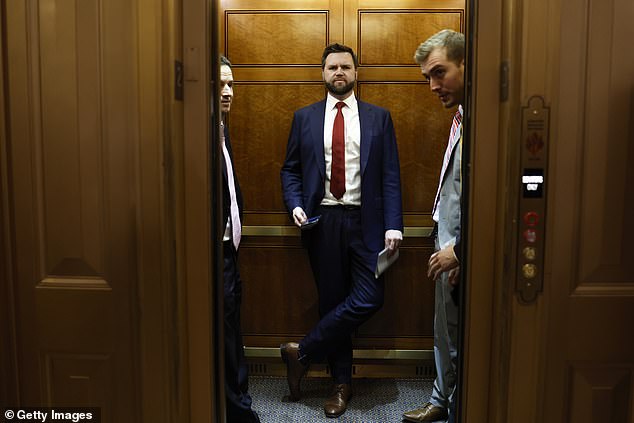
[325,80,355,96]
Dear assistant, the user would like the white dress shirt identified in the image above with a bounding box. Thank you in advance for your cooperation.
[321,93,362,206]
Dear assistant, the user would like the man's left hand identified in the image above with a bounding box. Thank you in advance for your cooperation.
[428,246,459,281]
[384,230,403,257]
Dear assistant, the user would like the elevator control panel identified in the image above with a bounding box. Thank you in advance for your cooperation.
[516,96,549,303]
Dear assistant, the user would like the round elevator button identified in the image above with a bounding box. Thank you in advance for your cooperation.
[523,246,536,260]
[524,211,539,226]
[523,229,537,243]
[522,263,537,279]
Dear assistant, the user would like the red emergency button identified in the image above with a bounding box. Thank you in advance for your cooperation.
[523,228,537,243]
[524,211,539,226]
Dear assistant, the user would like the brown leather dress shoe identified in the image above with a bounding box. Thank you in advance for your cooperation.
[402,402,448,422]
[324,383,352,418]
[280,342,309,401]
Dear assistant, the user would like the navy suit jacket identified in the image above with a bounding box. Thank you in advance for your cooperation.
[280,98,403,253]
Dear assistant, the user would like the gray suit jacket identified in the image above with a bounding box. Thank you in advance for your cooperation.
[437,136,462,257]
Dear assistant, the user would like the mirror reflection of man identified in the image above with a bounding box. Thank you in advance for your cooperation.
[280,43,403,418]
[219,55,261,423]
[403,30,465,423]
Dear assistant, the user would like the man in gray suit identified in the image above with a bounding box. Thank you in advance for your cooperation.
[402,29,465,423]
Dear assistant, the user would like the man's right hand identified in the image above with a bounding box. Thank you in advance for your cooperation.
[427,245,459,281]
[292,207,307,227]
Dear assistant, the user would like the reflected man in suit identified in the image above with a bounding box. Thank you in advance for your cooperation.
[402,30,465,423]
[280,43,404,418]
[219,55,261,423]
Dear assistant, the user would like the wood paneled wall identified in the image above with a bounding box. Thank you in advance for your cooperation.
[220,0,464,350]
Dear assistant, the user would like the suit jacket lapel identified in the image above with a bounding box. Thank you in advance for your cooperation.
[438,128,462,189]
[358,101,372,176]
[310,100,327,179]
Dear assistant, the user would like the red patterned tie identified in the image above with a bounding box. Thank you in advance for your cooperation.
[330,101,346,199]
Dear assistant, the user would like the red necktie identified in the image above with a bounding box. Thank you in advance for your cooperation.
[330,101,346,199]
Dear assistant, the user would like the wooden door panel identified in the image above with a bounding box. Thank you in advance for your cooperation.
[567,365,631,423]
[222,0,465,351]
[530,0,634,419]
[39,0,106,280]
[45,354,111,410]
[3,1,173,421]
[6,3,137,415]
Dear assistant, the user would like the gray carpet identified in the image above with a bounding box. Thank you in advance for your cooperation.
[249,376,447,423]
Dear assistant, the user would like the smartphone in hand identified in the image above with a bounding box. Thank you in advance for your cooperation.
[300,215,321,230]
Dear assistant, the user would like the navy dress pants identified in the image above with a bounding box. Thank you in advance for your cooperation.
[300,206,384,384]
[224,241,260,423]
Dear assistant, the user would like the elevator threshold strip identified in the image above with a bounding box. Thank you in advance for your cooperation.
[245,348,436,379]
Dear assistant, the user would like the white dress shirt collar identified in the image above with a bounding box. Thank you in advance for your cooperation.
[326,92,357,111]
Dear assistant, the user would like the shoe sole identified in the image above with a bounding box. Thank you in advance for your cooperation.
[325,410,345,418]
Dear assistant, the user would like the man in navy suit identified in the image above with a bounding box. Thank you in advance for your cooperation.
[219,55,260,423]
[280,43,404,418]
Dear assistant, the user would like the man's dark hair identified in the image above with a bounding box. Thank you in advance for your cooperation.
[220,55,232,68]
[321,43,358,69]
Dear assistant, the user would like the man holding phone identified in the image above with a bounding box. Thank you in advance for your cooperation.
[280,43,403,418]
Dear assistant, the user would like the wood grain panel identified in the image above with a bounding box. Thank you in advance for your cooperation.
[358,11,462,65]
[230,83,325,213]
[240,240,436,350]
[358,243,436,340]
[45,353,111,409]
[574,0,634,286]
[4,0,172,420]
[39,0,105,281]
[359,82,456,213]
[537,0,634,418]
[567,365,632,423]
[358,66,432,81]
[239,245,319,339]
[226,12,328,65]
[233,67,323,82]
[357,0,465,8]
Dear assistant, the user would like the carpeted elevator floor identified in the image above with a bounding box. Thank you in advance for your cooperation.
[248,376,448,423]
